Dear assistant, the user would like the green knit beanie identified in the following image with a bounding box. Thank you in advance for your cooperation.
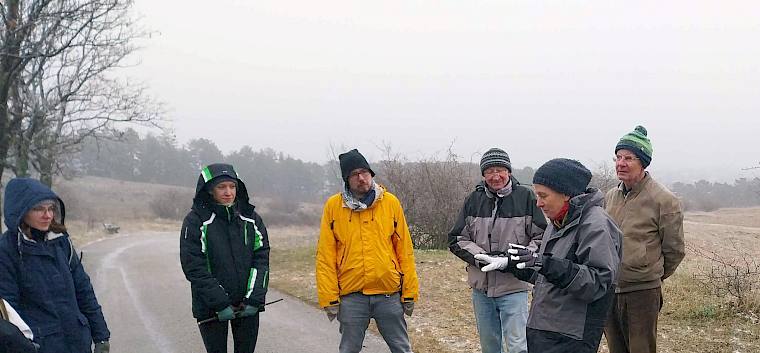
[615,125,653,168]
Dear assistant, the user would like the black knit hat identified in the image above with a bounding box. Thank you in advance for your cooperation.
[339,149,375,182]
[532,158,592,197]
[480,148,512,175]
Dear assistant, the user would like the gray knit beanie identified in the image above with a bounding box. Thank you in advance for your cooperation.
[532,158,592,197]
[480,148,512,175]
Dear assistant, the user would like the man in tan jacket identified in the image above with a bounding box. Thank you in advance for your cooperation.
[604,126,686,353]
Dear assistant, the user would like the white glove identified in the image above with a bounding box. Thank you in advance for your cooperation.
[474,253,511,272]
[324,305,339,322]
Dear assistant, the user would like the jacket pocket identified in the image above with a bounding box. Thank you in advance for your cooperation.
[622,239,647,270]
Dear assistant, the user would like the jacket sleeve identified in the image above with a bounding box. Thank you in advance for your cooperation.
[180,215,231,312]
[244,213,270,308]
[659,198,685,280]
[448,194,487,266]
[0,243,21,311]
[526,190,547,251]
[392,201,419,303]
[0,319,37,353]
[539,215,621,304]
[315,200,340,308]
[67,239,110,342]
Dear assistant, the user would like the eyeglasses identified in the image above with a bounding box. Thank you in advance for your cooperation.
[30,205,57,215]
[613,155,640,163]
[348,170,371,179]
[484,169,508,177]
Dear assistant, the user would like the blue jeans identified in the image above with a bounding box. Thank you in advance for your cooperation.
[472,289,528,353]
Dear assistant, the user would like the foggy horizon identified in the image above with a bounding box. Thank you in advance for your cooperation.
[123,0,760,184]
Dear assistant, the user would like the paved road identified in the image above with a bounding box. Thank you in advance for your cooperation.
[83,231,391,353]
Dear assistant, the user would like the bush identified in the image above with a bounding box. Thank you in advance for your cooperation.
[688,241,760,312]
[149,189,191,220]
[376,145,477,249]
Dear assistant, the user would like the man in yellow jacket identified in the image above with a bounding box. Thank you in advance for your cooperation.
[316,148,419,353]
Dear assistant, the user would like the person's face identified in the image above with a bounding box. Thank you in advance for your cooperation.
[614,149,645,186]
[23,200,56,231]
[211,181,237,205]
[347,168,373,196]
[534,184,570,220]
[483,166,510,191]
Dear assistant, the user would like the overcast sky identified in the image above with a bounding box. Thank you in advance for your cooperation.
[125,0,759,183]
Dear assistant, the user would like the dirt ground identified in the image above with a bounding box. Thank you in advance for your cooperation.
[267,207,760,353]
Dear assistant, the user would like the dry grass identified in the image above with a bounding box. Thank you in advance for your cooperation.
[9,177,758,352]
[268,207,760,353]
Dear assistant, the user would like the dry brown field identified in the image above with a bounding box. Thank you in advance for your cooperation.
[12,177,757,352]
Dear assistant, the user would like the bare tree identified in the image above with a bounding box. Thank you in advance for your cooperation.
[589,160,618,193]
[16,0,161,186]
[0,0,152,223]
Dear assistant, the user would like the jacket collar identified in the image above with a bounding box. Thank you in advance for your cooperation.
[617,171,651,196]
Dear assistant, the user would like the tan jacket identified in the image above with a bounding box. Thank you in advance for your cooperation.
[605,173,685,293]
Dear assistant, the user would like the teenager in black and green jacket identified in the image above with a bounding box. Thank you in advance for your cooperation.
[180,163,270,353]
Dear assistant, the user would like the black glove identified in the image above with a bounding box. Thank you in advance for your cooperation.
[507,243,542,269]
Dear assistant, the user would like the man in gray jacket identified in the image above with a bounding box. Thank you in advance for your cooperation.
[476,158,622,353]
[604,126,685,353]
[448,148,546,353]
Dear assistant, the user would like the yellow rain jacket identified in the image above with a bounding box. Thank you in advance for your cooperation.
[316,186,419,308]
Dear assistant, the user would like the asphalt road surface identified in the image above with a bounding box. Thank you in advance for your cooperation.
[83,231,391,353]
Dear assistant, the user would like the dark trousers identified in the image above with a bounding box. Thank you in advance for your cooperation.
[604,287,662,353]
[526,326,605,353]
[198,315,260,353]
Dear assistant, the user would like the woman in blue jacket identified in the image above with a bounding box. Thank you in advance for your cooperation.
[0,178,110,353]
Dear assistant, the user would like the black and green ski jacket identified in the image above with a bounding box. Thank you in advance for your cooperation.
[180,164,270,320]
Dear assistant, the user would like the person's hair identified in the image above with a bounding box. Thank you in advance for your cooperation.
[20,220,67,237]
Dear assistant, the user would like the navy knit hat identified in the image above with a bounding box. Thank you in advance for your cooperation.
[480,148,512,175]
[615,125,653,168]
[339,149,375,182]
[532,158,592,197]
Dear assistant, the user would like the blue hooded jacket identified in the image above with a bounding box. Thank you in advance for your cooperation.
[0,178,110,353]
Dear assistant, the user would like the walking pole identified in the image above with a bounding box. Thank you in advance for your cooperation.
[197,298,285,325]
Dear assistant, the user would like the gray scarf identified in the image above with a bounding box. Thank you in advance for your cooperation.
[342,181,384,211]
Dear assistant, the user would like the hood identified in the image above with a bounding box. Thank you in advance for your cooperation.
[564,187,604,224]
[3,178,65,232]
[192,163,252,211]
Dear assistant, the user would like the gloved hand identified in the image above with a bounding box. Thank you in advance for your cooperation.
[474,253,511,272]
[507,243,542,269]
[324,305,339,322]
[236,305,259,318]
[402,302,414,317]
[94,340,110,353]
[216,305,236,322]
